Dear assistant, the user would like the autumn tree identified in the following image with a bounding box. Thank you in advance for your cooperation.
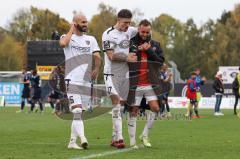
[7,6,70,43]
[0,33,25,70]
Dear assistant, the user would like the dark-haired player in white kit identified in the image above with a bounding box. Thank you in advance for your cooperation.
[60,12,101,150]
[102,9,138,149]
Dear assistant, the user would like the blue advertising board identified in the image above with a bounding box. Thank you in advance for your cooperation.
[0,82,23,104]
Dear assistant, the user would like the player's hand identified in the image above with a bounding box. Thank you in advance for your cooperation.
[127,53,137,62]
[91,68,99,80]
[138,42,151,51]
[70,23,76,33]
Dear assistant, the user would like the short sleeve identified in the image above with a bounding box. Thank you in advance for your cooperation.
[102,32,114,51]
[128,27,138,38]
[91,37,100,54]
[60,34,69,49]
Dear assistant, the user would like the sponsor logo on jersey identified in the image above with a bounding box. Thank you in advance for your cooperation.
[119,40,130,49]
[71,45,90,53]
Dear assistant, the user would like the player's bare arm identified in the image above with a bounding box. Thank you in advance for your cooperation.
[59,23,75,48]
[106,50,137,62]
[92,52,102,80]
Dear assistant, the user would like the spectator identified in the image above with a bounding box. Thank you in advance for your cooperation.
[232,67,240,115]
[213,71,224,116]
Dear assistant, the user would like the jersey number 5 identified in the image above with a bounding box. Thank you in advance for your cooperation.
[69,96,74,104]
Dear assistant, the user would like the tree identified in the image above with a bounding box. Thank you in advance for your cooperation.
[7,6,70,43]
[208,4,240,76]
[152,14,184,60]
[88,3,117,45]
[218,10,231,25]
[30,6,70,40]
[152,14,217,79]
[88,3,117,83]
[199,19,216,78]
[0,33,25,71]
[7,8,33,43]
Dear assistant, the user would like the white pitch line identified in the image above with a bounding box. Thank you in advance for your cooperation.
[70,145,144,159]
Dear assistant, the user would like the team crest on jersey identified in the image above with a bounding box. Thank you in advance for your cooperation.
[85,40,90,45]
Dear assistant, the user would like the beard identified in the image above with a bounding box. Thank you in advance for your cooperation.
[140,35,151,42]
[75,24,88,32]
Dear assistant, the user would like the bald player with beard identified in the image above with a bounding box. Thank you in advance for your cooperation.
[60,12,101,150]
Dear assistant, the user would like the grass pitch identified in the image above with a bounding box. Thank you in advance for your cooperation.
[0,107,240,159]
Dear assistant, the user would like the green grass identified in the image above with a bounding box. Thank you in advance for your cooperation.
[0,107,240,159]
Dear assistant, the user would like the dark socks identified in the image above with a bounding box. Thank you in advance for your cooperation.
[50,101,55,109]
[21,101,25,110]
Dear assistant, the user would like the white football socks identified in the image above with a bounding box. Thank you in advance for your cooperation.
[70,121,77,144]
[74,120,85,140]
[70,109,85,143]
[142,111,156,137]
[128,115,137,146]
[112,104,123,140]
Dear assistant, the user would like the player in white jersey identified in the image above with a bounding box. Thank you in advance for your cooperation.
[59,12,101,150]
[102,9,138,148]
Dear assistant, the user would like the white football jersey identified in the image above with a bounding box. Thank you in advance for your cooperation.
[62,34,100,83]
[102,26,137,77]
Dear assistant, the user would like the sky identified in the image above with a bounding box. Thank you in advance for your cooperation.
[0,0,239,28]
